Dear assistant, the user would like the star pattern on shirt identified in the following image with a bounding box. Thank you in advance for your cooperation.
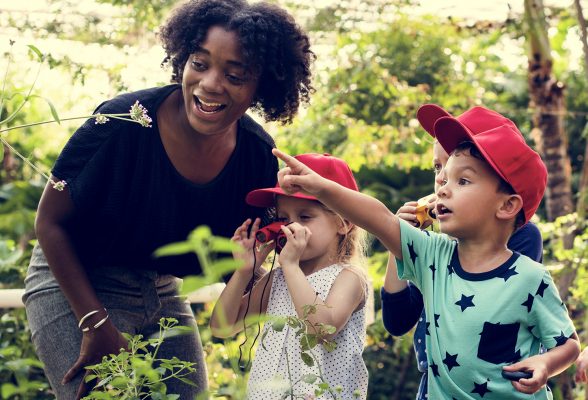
[521,294,534,313]
[434,313,440,328]
[429,264,436,280]
[408,241,418,265]
[455,294,475,312]
[553,331,568,347]
[425,322,430,336]
[501,266,518,282]
[430,362,440,377]
[471,381,492,397]
[442,352,460,371]
[536,280,549,297]
[528,325,535,334]
[447,262,455,275]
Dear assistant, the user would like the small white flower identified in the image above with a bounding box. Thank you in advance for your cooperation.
[51,180,67,191]
[94,114,110,124]
[129,100,152,128]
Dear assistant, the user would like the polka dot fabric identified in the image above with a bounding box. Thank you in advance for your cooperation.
[248,264,368,399]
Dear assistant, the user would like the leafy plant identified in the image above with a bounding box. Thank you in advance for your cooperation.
[82,318,199,400]
[260,303,361,400]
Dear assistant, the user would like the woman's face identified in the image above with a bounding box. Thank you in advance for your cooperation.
[181,26,259,137]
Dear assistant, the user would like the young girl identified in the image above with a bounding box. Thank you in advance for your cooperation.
[210,153,369,399]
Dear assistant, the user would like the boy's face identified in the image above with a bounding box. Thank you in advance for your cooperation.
[435,150,507,239]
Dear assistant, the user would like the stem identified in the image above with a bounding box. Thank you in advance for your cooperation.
[0,113,131,133]
[0,136,51,181]
[285,342,294,400]
[0,47,12,121]
[0,60,43,126]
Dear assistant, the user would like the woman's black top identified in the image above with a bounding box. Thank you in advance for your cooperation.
[52,84,277,277]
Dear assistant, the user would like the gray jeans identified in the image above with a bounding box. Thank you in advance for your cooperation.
[23,245,208,399]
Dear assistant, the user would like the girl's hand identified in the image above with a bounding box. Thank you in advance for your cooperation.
[232,218,269,274]
[273,149,326,196]
[396,201,419,227]
[575,348,588,383]
[62,318,128,399]
[278,222,311,269]
[503,356,548,394]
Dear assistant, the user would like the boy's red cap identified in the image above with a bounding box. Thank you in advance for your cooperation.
[418,105,547,224]
[246,153,358,207]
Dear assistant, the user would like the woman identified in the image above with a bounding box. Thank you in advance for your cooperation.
[22,0,314,398]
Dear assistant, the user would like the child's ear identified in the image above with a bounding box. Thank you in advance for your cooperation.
[496,194,523,221]
[337,219,354,235]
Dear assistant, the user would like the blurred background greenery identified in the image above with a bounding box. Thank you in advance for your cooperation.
[0,0,587,398]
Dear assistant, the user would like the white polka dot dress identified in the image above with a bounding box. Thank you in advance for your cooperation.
[248,264,368,399]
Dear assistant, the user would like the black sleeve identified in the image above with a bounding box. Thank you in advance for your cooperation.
[380,282,424,336]
[51,96,137,213]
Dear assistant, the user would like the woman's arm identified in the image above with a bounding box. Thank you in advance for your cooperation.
[35,179,127,398]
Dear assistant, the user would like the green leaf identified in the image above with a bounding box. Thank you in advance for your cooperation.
[177,376,198,387]
[25,94,61,124]
[302,374,318,384]
[209,236,240,253]
[179,275,209,294]
[300,352,314,367]
[208,258,241,277]
[1,383,18,398]
[27,45,43,61]
[271,317,286,332]
[301,334,317,351]
[154,242,194,257]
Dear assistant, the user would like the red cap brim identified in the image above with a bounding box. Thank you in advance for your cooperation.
[417,104,452,137]
[245,187,318,208]
[434,117,510,183]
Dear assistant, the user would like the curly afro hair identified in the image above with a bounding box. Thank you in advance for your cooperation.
[159,0,315,124]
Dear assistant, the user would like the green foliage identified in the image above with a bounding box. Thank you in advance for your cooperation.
[155,226,241,294]
[0,309,53,399]
[260,303,360,399]
[83,318,199,400]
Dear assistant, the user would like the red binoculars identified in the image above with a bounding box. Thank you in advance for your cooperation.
[255,221,287,252]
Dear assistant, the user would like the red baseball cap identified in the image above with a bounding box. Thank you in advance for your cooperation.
[420,105,547,224]
[417,104,521,139]
[246,153,359,207]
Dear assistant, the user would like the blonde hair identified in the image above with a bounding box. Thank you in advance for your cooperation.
[320,204,369,288]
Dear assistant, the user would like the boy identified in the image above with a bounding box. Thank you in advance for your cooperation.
[272,106,580,399]
[382,104,544,400]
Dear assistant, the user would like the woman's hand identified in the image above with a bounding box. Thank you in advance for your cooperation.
[62,318,128,399]
[278,222,311,269]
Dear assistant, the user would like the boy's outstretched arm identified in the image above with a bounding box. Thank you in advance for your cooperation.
[273,148,402,258]
[503,334,580,394]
